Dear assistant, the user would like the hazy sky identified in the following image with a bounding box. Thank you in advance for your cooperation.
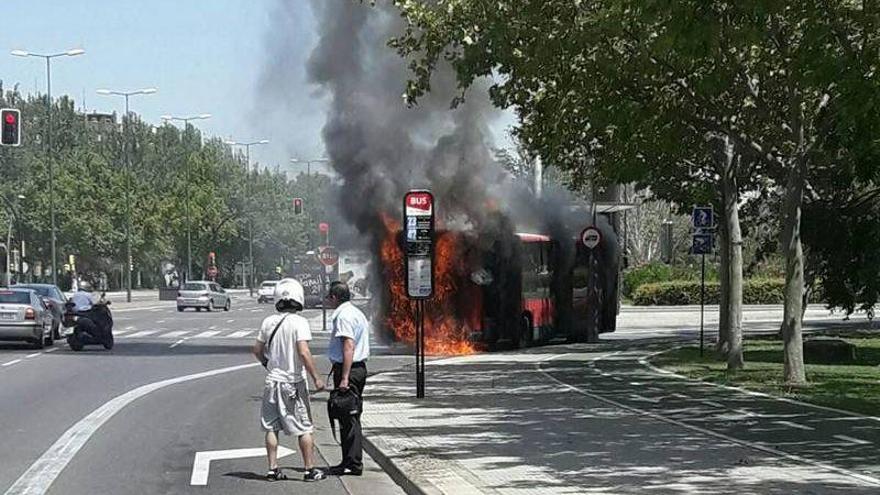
[0,1,513,175]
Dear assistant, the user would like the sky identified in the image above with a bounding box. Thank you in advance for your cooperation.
[0,1,514,176]
[0,0,325,174]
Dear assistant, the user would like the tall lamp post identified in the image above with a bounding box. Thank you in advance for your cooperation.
[227,139,269,297]
[11,47,85,286]
[1,195,26,286]
[161,114,211,281]
[97,88,157,302]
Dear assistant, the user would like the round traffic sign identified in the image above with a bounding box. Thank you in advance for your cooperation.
[581,226,602,249]
[316,245,339,267]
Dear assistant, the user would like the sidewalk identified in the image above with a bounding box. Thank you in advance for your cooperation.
[362,346,880,494]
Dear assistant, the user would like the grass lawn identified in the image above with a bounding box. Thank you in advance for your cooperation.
[652,336,880,416]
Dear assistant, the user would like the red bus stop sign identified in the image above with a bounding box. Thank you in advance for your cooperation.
[581,226,602,250]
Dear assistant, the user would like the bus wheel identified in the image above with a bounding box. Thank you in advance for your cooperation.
[519,314,534,349]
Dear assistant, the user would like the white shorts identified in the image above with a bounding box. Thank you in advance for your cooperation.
[260,381,313,436]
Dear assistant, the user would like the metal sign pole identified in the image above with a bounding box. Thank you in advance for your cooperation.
[416,300,426,398]
[700,253,706,357]
[404,190,434,399]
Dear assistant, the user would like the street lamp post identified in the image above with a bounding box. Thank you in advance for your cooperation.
[1,195,26,286]
[227,140,269,297]
[161,114,211,281]
[97,88,157,302]
[11,47,85,286]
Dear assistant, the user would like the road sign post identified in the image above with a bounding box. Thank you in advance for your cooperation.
[316,245,339,332]
[404,190,434,399]
[580,226,602,342]
[691,206,715,356]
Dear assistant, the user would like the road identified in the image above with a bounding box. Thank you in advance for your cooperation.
[0,295,407,495]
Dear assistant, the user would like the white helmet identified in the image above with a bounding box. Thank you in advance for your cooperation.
[273,278,305,310]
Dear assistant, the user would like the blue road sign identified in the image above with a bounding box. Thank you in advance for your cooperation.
[692,206,714,229]
[692,233,714,255]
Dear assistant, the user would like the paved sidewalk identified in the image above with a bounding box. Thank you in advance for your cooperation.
[362,346,880,494]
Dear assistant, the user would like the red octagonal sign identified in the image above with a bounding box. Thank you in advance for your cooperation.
[317,245,339,267]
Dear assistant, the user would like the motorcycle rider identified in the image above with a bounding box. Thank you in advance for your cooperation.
[67,281,113,350]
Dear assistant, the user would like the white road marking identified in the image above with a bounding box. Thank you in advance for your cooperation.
[123,330,157,338]
[774,420,815,431]
[208,325,217,330]
[630,394,660,404]
[125,326,135,330]
[156,320,165,324]
[192,331,220,339]
[190,446,294,486]
[701,400,726,408]
[2,359,22,367]
[158,331,189,339]
[26,353,41,359]
[228,330,253,338]
[226,319,235,323]
[834,435,871,446]
[4,362,259,495]
[169,339,187,348]
[539,356,880,487]
[44,348,58,354]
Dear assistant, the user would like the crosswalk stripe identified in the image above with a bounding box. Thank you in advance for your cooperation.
[192,330,221,338]
[124,330,157,338]
[227,330,253,338]
[158,331,189,338]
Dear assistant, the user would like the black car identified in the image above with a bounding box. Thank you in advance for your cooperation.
[15,284,67,340]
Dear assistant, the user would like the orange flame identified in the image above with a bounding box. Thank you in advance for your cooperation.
[380,213,477,356]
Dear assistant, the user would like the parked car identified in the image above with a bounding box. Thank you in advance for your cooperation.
[257,280,278,304]
[0,288,55,348]
[15,283,67,340]
[176,281,231,312]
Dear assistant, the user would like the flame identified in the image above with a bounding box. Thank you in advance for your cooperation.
[380,213,477,356]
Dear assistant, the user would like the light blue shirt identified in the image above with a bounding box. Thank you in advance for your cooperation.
[71,291,95,312]
[328,301,370,364]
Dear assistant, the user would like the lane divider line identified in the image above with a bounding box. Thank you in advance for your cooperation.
[3,362,259,495]
[538,354,880,488]
[2,359,22,367]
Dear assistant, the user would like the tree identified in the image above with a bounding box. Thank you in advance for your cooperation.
[390,1,880,381]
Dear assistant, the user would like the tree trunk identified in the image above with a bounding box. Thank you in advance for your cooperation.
[721,141,744,371]
[780,162,808,385]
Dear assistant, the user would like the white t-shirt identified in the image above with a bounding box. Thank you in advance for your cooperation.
[71,291,95,312]
[257,313,313,384]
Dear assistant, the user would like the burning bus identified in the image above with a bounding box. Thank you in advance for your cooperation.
[377,214,619,354]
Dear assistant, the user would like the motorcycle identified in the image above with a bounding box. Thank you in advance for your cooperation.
[63,293,114,351]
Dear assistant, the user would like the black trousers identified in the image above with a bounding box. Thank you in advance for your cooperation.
[332,362,367,470]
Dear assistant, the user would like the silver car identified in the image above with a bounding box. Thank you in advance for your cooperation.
[0,288,55,348]
[176,281,231,312]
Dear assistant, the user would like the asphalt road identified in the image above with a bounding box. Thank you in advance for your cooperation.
[0,295,409,495]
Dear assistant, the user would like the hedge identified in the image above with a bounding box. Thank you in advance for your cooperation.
[623,262,719,298]
[631,278,811,305]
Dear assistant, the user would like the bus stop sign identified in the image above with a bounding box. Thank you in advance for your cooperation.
[404,190,434,299]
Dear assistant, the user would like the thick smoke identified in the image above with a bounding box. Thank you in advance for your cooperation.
[257,0,618,342]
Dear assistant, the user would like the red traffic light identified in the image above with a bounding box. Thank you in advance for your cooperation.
[1,108,21,147]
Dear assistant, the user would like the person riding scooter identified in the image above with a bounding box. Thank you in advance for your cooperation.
[65,282,114,351]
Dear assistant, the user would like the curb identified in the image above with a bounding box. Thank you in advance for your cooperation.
[362,435,429,495]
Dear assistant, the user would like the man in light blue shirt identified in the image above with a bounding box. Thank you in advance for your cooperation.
[325,281,370,476]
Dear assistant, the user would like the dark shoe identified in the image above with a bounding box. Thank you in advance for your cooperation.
[266,468,288,481]
[328,464,362,476]
[304,468,326,482]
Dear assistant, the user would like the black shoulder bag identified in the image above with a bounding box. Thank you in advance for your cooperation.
[261,315,288,368]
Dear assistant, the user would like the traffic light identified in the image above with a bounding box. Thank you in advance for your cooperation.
[293,197,303,215]
[1,109,21,146]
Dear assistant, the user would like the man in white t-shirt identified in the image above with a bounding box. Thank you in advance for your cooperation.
[252,278,326,482]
